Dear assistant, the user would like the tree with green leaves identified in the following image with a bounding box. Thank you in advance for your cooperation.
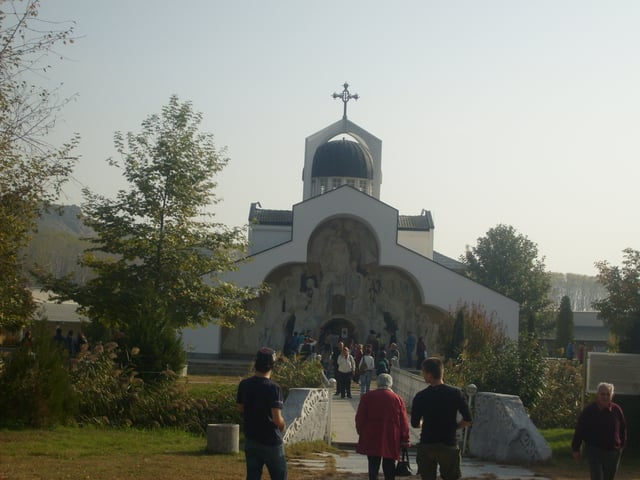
[0,0,77,330]
[555,295,574,353]
[445,308,465,361]
[40,96,263,375]
[592,248,640,353]
[462,224,552,334]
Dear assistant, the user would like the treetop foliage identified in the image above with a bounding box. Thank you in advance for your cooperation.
[462,224,552,333]
[0,0,77,329]
[39,96,263,352]
[593,248,640,353]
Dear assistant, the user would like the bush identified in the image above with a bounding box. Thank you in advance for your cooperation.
[271,354,325,398]
[442,305,547,412]
[0,321,78,428]
[528,359,582,429]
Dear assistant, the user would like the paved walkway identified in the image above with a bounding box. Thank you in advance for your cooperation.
[325,386,547,479]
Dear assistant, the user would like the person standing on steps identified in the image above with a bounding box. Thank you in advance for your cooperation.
[237,347,287,480]
[336,345,355,399]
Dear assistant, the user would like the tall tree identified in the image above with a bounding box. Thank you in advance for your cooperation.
[555,295,574,352]
[592,248,640,353]
[0,0,77,329]
[40,96,262,374]
[462,224,552,334]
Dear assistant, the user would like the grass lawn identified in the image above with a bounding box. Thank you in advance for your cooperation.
[0,427,346,480]
[1,426,638,480]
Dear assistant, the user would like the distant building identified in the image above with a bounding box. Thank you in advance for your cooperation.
[541,311,610,356]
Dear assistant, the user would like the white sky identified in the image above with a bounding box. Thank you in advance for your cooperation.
[38,1,640,276]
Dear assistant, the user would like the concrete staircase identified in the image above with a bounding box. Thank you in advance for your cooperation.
[186,356,253,376]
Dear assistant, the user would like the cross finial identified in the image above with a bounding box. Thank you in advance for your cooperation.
[332,82,359,119]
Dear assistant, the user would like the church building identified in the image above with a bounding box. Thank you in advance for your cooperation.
[183,84,519,359]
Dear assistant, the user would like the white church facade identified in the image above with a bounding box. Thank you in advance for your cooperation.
[183,84,519,359]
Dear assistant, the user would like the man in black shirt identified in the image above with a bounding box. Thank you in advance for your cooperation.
[411,357,472,480]
[237,347,287,480]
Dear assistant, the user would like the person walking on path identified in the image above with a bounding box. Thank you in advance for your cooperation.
[358,344,376,395]
[572,382,626,480]
[411,357,472,480]
[404,331,416,368]
[415,336,427,370]
[237,347,287,480]
[336,345,355,399]
[376,349,391,376]
[356,373,410,480]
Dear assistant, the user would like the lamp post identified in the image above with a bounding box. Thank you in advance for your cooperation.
[462,383,477,456]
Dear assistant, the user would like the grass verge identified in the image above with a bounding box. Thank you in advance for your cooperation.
[0,427,351,480]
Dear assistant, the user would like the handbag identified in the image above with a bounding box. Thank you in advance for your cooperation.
[395,447,413,476]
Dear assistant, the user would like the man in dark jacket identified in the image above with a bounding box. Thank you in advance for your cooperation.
[572,382,626,480]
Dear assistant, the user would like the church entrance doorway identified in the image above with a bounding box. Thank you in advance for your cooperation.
[320,317,357,349]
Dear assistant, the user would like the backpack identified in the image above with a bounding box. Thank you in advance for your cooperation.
[359,358,368,374]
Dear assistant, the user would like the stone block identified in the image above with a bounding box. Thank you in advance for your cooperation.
[469,393,551,463]
[206,423,239,454]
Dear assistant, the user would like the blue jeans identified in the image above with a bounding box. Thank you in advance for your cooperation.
[245,437,287,480]
[360,370,372,394]
[585,445,621,480]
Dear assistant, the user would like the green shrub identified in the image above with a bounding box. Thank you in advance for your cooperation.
[443,305,547,412]
[0,321,78,428]
[189,383,243,426]
[271,354,325,398]
[529,359,582,429]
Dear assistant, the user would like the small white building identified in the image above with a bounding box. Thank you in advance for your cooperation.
[183,85,519,359]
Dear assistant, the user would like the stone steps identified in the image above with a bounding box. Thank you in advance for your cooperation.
[187,360,252,376]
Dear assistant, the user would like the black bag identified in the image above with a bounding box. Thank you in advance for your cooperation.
[395,447,413,476]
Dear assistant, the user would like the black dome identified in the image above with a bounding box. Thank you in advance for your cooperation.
[311,139,373,179]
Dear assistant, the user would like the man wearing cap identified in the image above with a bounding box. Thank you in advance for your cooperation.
[237,347,287,480]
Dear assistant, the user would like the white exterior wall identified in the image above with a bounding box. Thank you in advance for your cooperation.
[248,224,292,255]
[181,323,221,355]
[397,230,434,259]
[225,187,519,340]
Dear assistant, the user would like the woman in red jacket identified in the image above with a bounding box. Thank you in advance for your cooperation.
[355,373,410,480]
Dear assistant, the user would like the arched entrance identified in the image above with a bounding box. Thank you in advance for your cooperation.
[320,316,358,349]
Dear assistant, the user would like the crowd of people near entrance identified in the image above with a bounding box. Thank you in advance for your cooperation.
[283,327,431,379]
[239,331,628,480]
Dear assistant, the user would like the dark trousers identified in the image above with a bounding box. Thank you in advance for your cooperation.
[585,445,622,480]
[337,370,352,397]
[367,455,396,480]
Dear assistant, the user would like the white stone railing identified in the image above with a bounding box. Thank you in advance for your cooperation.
[282,388,330,444]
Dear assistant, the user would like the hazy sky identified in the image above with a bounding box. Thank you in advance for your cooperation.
[37,1,639,276]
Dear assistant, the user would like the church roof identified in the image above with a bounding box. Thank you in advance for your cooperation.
[398,212,435,231]
[249,203,292,226]
[248,204,434,231]
[311,139,373,179]
[432,251,466,272]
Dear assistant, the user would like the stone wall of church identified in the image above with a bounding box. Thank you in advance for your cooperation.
[222,218,450,357]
